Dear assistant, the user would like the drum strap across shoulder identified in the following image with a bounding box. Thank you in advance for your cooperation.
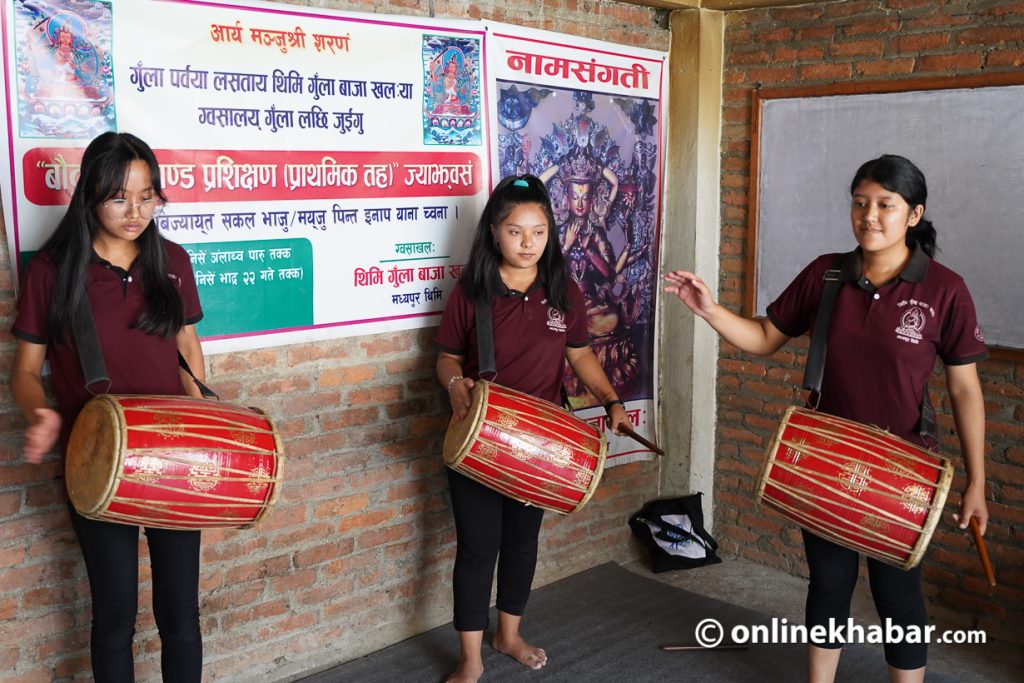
[72,292,111,394]
[801,250,936,440]
[72,293,218,399]
[801,253,848,395]
[473,299,497,378]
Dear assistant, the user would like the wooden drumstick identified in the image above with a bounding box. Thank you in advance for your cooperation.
[969,517,996,588]
[616,424,665,456]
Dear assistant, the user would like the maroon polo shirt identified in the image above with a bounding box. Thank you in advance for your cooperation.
[13,240,203,447]
[436,279,589,404]
[766,246,987,446]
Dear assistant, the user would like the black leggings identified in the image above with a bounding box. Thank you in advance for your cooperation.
[447,469,545,631]
[802,529,927,670]
[68,503,202,682]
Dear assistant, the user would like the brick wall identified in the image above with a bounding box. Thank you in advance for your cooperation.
[717,0,1023,646]
[0,1,669,680]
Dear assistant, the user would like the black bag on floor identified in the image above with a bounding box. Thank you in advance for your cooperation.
[629,493,721,572]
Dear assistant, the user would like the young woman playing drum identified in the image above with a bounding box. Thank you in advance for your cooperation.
[666,154,988,683]
[10,132,206,681]
[436,175,629,683]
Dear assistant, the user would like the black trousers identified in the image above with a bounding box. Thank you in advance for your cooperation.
[68,503,202,682]
[802,529,927,670]
[447,469,545,631]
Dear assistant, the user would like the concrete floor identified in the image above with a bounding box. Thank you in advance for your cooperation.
[623,553,1021,683]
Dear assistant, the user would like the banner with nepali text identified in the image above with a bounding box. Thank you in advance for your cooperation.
[1,0,489,353]
[486,23,666,464]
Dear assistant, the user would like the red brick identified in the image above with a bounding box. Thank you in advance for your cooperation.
[720,358,768,378]
[23,482,64,509]
[210,349,280,375]
[220,598,290,631]
[385,355,435,375]
[904,12,974,30]
[385,398,433,419]
[223,554,290,585]
[346,423,404,448]
[286,340,352,366]
[956,25,1024,46]
[893,32,951,53]
[774,45,826,62]
[320,406,379,430]
[250,376,313,396]
[829,39,884,57]
[0,490,21,516]
[0,461,61,486]
[886,0,933,8]
[358,521,414,550]
[269,567,317,593]
[283,430,347,458]
[409,414,448,437]
[754,27,795,43]
[916,53,984,72]
[360,335,413,357]
[795,58,854,79]
[314,492,370,519]
[795,26,839,41]
[344,509,398,532]
[854,58,916,76]
[825,0,876,17]
[347,384,403,405]
[730,49,773,65]
[344,462,408,490]
[275,391,341,416]
[341,364,380,384]
[770,5,824,22]
[842,17,901,36]
[0,609,75,643]
[746,65,799,84]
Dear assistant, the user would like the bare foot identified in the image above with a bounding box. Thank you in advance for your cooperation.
[445,658,483,683]
[492,632,547,670]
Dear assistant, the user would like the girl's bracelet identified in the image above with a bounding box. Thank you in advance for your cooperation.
[604,399,624,416]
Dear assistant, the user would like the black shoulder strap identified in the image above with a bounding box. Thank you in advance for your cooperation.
[473,299,496,378]
[72,290,217,400]
[72,293,111,394]
[801,253,849,395]
[178,352,219,400]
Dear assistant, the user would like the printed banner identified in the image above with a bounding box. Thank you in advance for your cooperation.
[0,2,667,467]
[486,23,667,464]
[0,0,489,353]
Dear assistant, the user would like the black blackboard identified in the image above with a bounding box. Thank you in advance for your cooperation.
[747,74,1024,357]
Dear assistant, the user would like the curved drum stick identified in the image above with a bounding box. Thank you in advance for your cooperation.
[617,424,665,456]
[969,517,996,587]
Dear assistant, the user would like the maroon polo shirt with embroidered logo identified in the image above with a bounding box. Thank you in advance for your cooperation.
[436,279,589,404]
[766,245,987,447]
[12,241,203,447]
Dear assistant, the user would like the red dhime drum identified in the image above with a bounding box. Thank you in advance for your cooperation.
[66,395,284,530]
[443,381,606,515]
[756,406,952,570]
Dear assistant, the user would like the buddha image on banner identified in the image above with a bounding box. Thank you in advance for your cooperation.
[422,35,481,146]
[12,1,115,139]
[496,83,661,410]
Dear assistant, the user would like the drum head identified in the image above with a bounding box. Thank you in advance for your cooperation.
[442,381,488,466]
[66,396,123,515]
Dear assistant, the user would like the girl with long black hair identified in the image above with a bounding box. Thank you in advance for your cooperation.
[11,131,206,681]
[436,175,629,682]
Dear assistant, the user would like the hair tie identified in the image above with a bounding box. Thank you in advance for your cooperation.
[512,178,529,187]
